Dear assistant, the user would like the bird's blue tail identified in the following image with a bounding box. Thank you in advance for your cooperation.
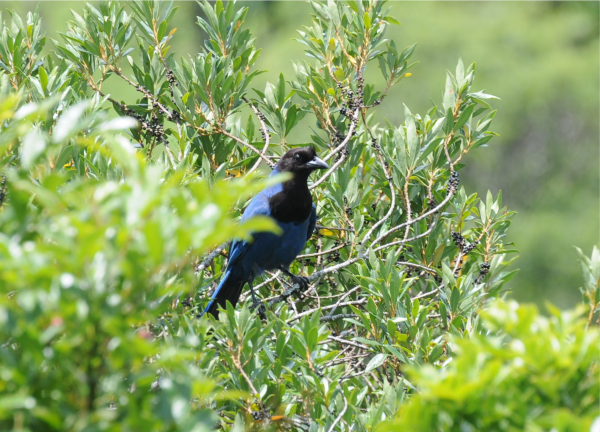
[201,268,247,319]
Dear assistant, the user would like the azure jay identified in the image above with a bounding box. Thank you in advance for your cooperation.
[203,147,329,318]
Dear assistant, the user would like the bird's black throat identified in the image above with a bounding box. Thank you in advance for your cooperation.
[268,174,313,224]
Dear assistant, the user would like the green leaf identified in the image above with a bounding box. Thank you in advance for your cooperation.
[277,73,286,108]
[443,73,456,112]
[20,128,47,169]
[454,103,474,131]
[346,1,359,13]
[444,107,454,135]
[363,11,371,29]
[450,287,461,312]
[365,353,387,373]
[38,66,48,92]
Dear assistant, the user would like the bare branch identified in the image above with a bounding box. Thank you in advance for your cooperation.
[298,242,348,259]
[323,286,361,318]
[372,218,438,253]
[220,129,274,167]
[396,261,437,276]
[327,389,348,432]
[309,257,361,281]
[310,108,360,190]
[320,313,357,323]
[242,96,274,173]
[324,335,369,351]
[412,288,439,301]
[316,225,355,233]
[373,189,454,244]
[286,299,366,324]
[196,243,227,273]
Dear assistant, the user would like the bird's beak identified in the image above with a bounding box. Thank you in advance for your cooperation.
[306,156,329,170]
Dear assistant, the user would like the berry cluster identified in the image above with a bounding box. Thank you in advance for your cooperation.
[370,137,383,156]
[327,250,341,263]
[447,171,459,193]
[427,194,437,208]
[122,104,169,146]
[300,258,314,267]
[256,111,270,141]
[166,70,176,84]
[336,80,361,124]
[475,262,491,284]
[251,408,269,422]
[332,131,345,145]
[166,70,177,94]
[451,231,464,248]
[451,231,479,254]
[343,196,353,217]
[170,109,181,123]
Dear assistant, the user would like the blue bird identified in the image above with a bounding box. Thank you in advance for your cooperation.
[203,147,329,318]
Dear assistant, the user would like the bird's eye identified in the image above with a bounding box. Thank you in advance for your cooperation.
[294,154,302,162]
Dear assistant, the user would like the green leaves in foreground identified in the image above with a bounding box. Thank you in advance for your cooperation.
[379,300,600,432]
[0,96,279,431]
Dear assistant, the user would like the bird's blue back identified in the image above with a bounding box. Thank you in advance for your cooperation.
[202,147,326,318]
[227,167,316,280]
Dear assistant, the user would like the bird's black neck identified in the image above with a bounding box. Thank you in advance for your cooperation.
[268,173,312,224]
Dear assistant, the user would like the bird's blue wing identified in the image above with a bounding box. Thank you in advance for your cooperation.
[307,203,317,241]
[227,184,281,268]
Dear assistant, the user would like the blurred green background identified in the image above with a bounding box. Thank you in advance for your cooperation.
[2,1,598,308]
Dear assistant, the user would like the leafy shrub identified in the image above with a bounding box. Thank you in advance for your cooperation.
[0,83,279,431]
[0,1,596,431]
[379,299,599,431]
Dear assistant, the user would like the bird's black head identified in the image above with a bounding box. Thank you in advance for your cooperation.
[276,147,329,175]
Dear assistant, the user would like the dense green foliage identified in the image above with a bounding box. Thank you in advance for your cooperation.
[0,78,279,431]
[380,300,599,431]
[5,0,597,308]
[0,1,597,431]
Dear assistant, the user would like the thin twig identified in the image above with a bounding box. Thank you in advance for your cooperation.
[196,243,227,273]
[242,96,274,173]
[323,286,361,319]
[373,189,454,244]
[322,353,369,368]
[310,108,360,190]
[220,129,274,167]
[109,67,173,120]
[316,225,355,232]
[309,257,361,281]
[412,289,439,301]
[268,280,308,306]
[327,390,348,432]
[396,261,437,276]
[287,299,366,324]
[298,242,348,259]
[324,335,369,351]
[358,115,396,257]
[320,313,357,323]
[372,218,438,253]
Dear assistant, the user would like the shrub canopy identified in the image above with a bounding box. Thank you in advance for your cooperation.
[0,1,597,431]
